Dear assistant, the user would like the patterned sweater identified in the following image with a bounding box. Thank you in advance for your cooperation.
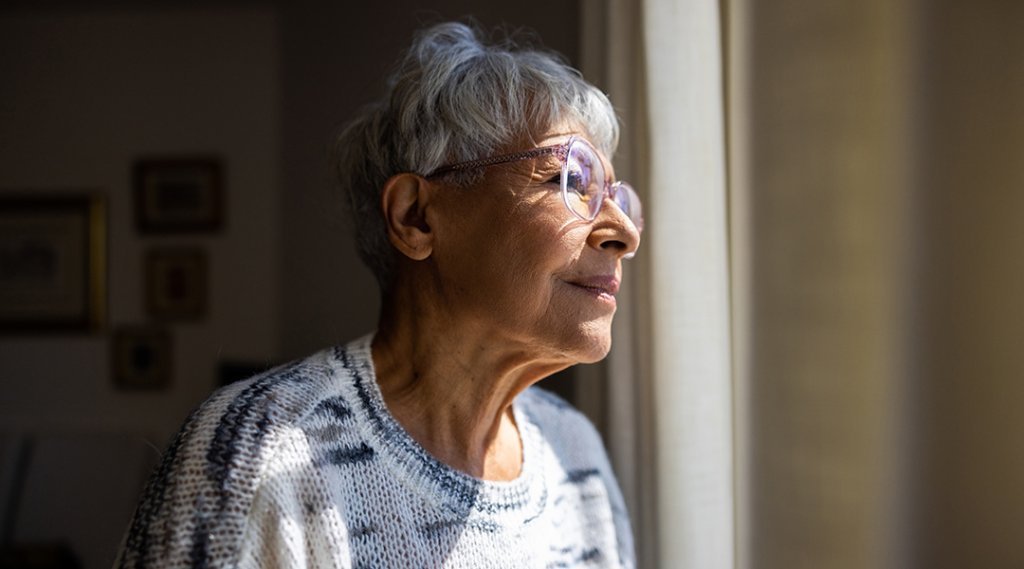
[117,334,635,568]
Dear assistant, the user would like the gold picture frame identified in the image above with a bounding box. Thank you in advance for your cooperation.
[0,194,106,332]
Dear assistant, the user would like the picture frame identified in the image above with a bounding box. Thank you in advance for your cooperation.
[0,194,106,333]
[134,157,223,233]
[145,247,207,321]
[112,326,172,390]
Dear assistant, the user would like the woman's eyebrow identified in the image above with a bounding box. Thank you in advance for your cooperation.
[529,163,562,181]
[534,154,562,170]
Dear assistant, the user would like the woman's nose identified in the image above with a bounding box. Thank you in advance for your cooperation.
[587,198,642,259]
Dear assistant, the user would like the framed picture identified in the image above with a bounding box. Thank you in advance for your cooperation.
[112,326,172,390]
[0,194,106,332]
[134,157,223,233]
[145,247,207,321]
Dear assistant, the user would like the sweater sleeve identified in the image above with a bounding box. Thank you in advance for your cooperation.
[236,427,354,569]
[236,473,305,568]
[114,384,261,569]
[115,358,337,568]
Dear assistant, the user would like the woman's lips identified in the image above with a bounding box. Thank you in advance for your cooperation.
[566,275,620,304]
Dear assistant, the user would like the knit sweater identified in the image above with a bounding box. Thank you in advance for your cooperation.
[117,334,635,568]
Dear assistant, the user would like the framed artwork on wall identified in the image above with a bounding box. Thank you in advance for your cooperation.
[112,326,172,390]
[0,194,106,333]
[134,157,223,233]
[145,247,207,321]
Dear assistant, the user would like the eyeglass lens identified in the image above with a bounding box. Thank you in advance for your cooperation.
[564,142,601,221]
[562,140,644,231]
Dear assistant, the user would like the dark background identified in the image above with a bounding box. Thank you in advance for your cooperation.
[0,3,582,567]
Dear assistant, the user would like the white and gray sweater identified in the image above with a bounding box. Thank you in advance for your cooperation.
[117,334,635,568]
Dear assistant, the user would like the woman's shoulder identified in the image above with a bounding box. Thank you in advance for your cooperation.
[117,342,368,568]
[201,347,346,429]
[188,334,375,444]
[182,348,348,450]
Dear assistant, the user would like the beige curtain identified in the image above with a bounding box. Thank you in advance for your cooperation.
[731,1,1024,567]
[729,1,916,567]
[643,1,736,568]
[584,1,735,567]
[592,0,911,568]
[590,0,1024,567]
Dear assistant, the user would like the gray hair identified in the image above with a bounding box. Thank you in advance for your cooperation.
[333,21,620,291]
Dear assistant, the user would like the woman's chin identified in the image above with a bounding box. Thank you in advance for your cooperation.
[565,326,613,364]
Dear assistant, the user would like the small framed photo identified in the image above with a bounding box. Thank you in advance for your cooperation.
[145,247,207,321]
[134,157,223,233]
[0,194,106,333]
[112,326,172,390]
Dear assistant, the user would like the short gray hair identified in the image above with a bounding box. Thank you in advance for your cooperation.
[333,21,620,291]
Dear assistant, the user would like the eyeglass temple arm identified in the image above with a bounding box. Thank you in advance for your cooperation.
[425,145,567,178]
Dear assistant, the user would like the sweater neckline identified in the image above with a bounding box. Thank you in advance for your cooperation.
[331,333,548,524]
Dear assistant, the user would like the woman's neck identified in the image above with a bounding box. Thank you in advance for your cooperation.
[370,285,568,481]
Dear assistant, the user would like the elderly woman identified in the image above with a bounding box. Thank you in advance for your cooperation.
[118,22,641,568]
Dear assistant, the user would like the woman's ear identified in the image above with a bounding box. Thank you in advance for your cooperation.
[380,173,434,261]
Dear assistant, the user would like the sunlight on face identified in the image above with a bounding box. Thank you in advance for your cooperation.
[427,125,639,366]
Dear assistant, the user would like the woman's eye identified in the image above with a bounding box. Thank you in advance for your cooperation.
[566,172,587,195]
[544,174,561,185]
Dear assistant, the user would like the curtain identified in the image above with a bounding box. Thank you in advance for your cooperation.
[592,1,1024,568]
[584,1,735,567]
[643,1,735,567]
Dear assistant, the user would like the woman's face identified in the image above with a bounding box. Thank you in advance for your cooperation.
[427,126,641,365]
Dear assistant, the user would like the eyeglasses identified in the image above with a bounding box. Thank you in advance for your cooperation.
[426,136,644,233]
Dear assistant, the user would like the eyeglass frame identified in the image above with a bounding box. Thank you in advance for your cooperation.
[424,136,644,233]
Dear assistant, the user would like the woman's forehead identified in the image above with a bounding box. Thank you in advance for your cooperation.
[531,119,590,146]
[534,123,614,162]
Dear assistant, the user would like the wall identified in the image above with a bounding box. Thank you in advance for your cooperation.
[0,6,280,439]
[0,7,280,567]
[0,1,586,424]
